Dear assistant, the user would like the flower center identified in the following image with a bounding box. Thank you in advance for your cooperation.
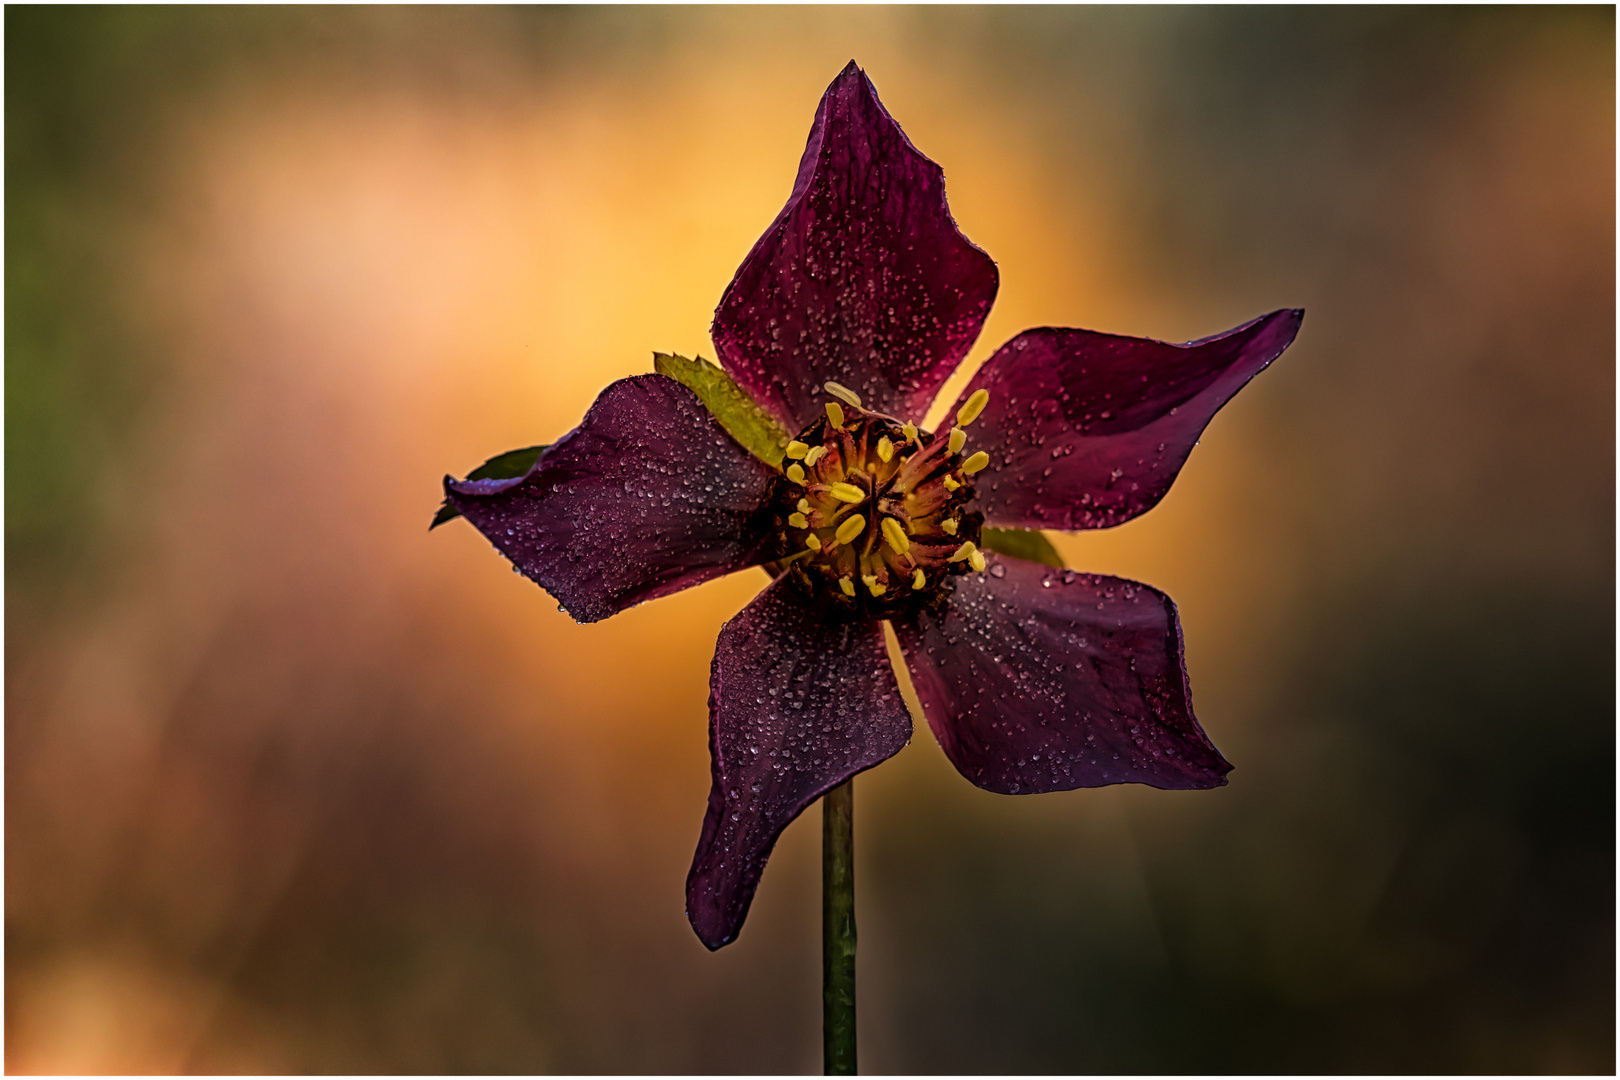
[765,382,992,614]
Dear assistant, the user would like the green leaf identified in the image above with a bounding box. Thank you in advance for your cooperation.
[430,443,548,530]
[429,501,464,531]
[654,351,791,468]
[980,527,1065,569]
[464,444,549,482]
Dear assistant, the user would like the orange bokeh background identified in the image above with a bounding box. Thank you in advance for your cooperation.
[7,8,1613,1072]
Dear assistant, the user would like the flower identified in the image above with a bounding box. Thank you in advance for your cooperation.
[439,62,1302,950]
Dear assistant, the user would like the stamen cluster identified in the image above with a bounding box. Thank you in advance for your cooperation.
[765,381,991,616]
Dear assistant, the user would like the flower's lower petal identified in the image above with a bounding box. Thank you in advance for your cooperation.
[712,62,999,431]
[893,553,1230,793]
[687,577,911,949]
[445,375,778,623]
[958,309,1303,531]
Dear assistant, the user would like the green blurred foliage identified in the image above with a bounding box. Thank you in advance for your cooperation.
[7,6,162,612]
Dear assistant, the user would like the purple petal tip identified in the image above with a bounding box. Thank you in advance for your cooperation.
[711,60,999,430]
[960,308,1305,533]
[685,579,911,948]
[445,376,778,623]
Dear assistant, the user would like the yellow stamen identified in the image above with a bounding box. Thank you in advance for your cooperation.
[968,549,987,572]
[901,422,918,442]
[834,514,866,546]
[786,440,810,459]
[911,568,926,590]
[806,533,822,551]
[943,476,961,492]
[839,577,856,597]
[861,573,886,597]
[941,518,958,536]
[786,463,806,484]
[880,517,911,555]
[827,482,866,504]
[956,388,991,427]
[877,436,894,462]
[962,451,990,474]
[947,540,977,564]
[824,381,863,408]
[826,401,845,428]
[804,445,827,467]
[788,512,809,528]
[947,427,967,454]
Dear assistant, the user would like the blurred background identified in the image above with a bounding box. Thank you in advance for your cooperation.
[6,6,1613,1073]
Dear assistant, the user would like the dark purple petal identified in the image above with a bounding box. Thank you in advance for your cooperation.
[957,309,1303,531]
[712,61,999,431]
[687,577,911,949]
[894,552,1230,793]
[445,375,778,623]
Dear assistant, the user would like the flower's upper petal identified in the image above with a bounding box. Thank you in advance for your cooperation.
[893,552,1230,793]
[957,309,1303,531]
[687,577,911,949]
[445,375,778,623]
[712,61,999,430]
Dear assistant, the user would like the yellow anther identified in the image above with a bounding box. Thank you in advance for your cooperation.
[877,436,894,463]
[943,476,961,492]
[956,388,991,427]
[838,577,856,597]
[825,401,845,428]
[881,517,911,555]
[827,482,866,504]
[797,498,810,514]
[962,451,990,474]
[806,533,822,551]
[947,427,967,454]
[968,549,987,572]
[824,381,863,408]
[786,440,810,459]
[947,540,978,564]
[834,514,867,546]
[941,518,958,536]
[902,422,918,442]
[804,445,828,467]
[788,512,809,529]
[786,463,806,484]
[867,579,886,597]
[912,568,927,590]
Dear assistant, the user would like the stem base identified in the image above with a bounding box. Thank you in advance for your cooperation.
[822,779,856,1075]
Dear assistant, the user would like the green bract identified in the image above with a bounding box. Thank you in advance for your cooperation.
[980,527,1065,568]
[654,351,792,468]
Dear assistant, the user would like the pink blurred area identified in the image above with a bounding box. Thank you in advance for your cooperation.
[7,8,1613,1073]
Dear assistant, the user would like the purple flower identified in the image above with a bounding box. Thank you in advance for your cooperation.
[441,63,1302,950]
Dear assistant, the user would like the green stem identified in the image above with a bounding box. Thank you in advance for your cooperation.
[823,778,857,1075]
